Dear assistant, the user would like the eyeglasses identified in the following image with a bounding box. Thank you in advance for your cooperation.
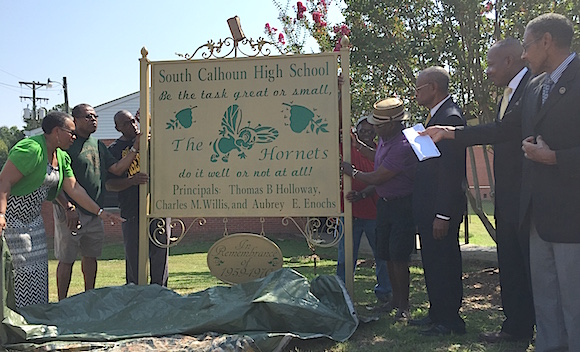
[357,128,375,135]
[83,113,99,120]
[522,37,541,53]
[415,82,431,92]
[59,127,76,137]
[122,118,137,126]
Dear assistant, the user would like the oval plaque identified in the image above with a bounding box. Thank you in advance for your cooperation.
[207,233,283,284]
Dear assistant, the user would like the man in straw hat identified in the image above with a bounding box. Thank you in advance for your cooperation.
[342,97,417,321]
[408,66,467,336]
[336,114,393,310]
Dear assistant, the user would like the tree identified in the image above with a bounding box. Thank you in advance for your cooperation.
[49,103,67,112]
[0,126,25,168]
[266,0,580,238]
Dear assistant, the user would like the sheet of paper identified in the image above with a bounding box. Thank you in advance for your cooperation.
[402,124,441,161]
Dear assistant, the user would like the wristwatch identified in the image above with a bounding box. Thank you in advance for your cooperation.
[361,192,367,199]
[130,146,138,153]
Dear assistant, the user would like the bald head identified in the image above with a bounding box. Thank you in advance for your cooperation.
[486,38,527,87]
[491,38,525,60]
[114,110,132,125]
[114,109,139,140]
[418,66,450,94]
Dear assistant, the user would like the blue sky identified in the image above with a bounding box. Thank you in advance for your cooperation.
[0,0,344,129]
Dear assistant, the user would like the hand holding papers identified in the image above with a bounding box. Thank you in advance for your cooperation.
[402,124,441,161]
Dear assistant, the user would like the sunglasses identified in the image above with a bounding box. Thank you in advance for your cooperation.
[122,118,137,126]
[357,128,375,135]
[83,113,99,120]
[59,127,77,137]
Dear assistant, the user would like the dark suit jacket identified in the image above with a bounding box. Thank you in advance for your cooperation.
[413,98,467,224]
[455,71,531,223]
[520,56,580,243]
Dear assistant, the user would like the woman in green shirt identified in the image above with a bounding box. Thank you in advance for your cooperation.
[0,111,121,307]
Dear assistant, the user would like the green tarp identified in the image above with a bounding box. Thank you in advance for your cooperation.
[0,238,358,351]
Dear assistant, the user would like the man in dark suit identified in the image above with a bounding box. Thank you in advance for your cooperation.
[421,39,535,343]
[518,13,580,351]
[409,66,467,336]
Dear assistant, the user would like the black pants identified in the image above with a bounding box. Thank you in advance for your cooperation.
[122,218,169,286]
[418,216,465,331]
[496,213,535,338]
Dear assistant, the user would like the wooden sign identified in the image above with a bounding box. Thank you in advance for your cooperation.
[206,233,283,284]
[149,53,341,218]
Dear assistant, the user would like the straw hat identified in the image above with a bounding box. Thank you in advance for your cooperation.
[367,97,410,125]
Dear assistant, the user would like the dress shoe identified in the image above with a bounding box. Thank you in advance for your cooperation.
[408,316,434,326]
[479,331,531,343]
[419,324,466,336]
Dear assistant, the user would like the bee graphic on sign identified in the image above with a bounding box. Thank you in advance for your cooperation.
[210,104,279,162]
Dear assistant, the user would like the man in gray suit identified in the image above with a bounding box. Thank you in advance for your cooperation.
[518,13,580,351]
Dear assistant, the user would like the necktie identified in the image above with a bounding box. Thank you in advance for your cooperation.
[424,112,432,126]
[498,87,513,120]
[542,77,554,105]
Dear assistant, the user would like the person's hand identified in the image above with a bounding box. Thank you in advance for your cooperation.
[433,217,450,240]
[522,135,557,165]
[341,161,354,177]
[65,205,80,232]
[419,125,457,143]
[130,172,149,186]
[132,132,142,152]
[345,190,361,203]
[350,128,359,148]
[98,210,125,226]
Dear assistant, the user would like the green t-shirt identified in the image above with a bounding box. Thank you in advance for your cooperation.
[67,135,117,214]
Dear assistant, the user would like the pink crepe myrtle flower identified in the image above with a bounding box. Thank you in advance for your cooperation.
[278,33,286,44]
[297,1,307,19]
[484,1,493,12]
[312,11,322,24]
[333,24,351,35]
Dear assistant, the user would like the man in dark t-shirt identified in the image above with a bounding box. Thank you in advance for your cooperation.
[107,109,168,286]
[55,103,139,300]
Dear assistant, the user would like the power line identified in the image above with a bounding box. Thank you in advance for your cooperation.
[0,82,22,93]
[0,68,23,80]
[0,81,22,89]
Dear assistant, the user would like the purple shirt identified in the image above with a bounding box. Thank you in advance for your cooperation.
[374,133,417,198]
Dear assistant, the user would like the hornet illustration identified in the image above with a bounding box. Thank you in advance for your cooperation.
[210,104,279,162]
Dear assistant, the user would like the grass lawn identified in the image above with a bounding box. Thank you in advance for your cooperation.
[43,205,523,352]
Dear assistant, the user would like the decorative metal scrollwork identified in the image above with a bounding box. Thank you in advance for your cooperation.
[148,217,206,248]
[176,37,275,60]
[282,216,343,250]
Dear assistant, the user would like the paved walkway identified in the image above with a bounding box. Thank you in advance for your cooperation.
[358,236,498,265]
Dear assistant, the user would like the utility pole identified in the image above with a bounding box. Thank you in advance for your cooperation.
[63,76,69,113]
[19,80,50,122]
[48,76,69,113]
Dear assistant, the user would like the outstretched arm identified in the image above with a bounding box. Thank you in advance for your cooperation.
[62,176,124,224]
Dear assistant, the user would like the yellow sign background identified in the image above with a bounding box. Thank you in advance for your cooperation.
[150,53,340,217]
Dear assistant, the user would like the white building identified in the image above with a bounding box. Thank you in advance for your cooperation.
[25,91,139,140]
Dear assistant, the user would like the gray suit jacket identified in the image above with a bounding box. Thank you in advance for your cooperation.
[520,56,580,243]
